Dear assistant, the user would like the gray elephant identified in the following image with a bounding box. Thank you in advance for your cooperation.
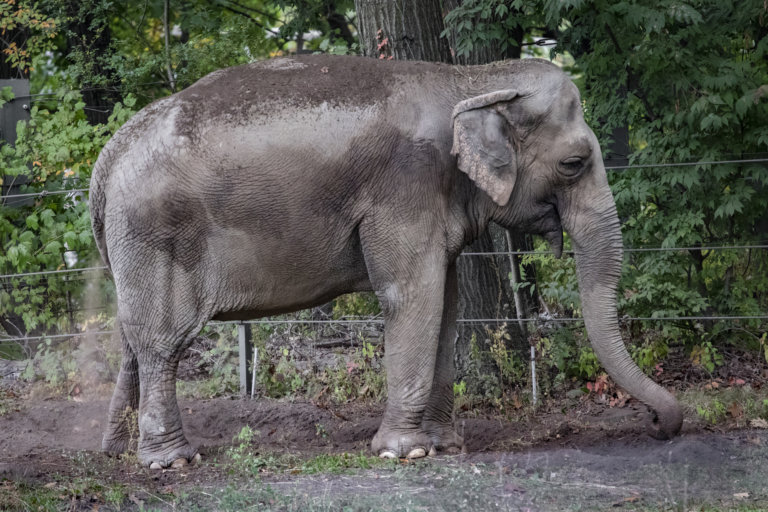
[89,54,682,469]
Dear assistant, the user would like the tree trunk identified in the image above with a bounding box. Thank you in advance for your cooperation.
[354,0,451,62]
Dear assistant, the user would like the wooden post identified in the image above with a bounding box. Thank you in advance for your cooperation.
[0,79,32,204]
[238,322,253,396]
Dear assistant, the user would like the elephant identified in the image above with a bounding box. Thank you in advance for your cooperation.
[89,54,682,469]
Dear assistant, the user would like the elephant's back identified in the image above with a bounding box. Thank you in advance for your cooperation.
[174,55,453,127]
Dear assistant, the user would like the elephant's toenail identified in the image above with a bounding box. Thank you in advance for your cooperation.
[171,458,188,469]
[407,448,426,459]
[149,462,163,470]
[379,450,397,459]
[428,446,437,457]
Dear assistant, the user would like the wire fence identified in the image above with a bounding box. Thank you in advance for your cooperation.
[1,243,767,282]
[2,157,768,202]
[4,312,768,344]
[2,158,768,341]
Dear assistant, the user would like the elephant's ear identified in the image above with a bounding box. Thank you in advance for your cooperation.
[451,90,520,207]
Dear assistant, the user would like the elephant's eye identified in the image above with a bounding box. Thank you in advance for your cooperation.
[558,156,585,177]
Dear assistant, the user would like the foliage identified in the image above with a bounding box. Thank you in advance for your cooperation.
[317,339,386,403]
[177,327,241,398]
[520,237,579,316]
[0,0,58,75]
[541,0,768,351]
[0,90,133,336]
[690,340,724,373]
[332,292,381,319]
[443,0,544,59]
[19,336,76,387]
[683,385,768,426]
[696,398,727,424]
[487,323,526,385]
[629,337,669,373]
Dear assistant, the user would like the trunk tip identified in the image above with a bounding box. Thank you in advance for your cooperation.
[647,401,683,440]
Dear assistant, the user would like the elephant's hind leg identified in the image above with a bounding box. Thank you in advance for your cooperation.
[125,320,201,468]
[113,260,209,468]
[103,324,139,455]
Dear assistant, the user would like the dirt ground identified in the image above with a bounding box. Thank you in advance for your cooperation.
[2,395,768,511]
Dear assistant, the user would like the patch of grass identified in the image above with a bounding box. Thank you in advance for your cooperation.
[680,385,768,427]
[299,452,397,474]
[224,425,397,478]
[0,477,129,511]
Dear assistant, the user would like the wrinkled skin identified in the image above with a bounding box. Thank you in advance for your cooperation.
[90,55,682,468]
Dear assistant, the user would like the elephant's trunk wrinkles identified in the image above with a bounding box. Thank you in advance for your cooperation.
[567,193,683,440]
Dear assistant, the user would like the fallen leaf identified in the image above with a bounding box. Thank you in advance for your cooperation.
[44,482,57,489]
[750,418,768,429]
[612,494,640,507]
[728,402,744,418]
[734,492,749,499]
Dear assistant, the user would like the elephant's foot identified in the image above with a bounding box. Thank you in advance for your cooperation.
[102,432,131,456]
[372,428,432,459]
[422,421,465,455]
[102,410,138,456]
[139,434,200,469]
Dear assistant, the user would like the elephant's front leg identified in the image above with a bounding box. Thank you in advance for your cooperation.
[370,257,447,459]
[422,262,464,454]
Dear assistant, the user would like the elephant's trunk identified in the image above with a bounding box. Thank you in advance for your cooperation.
[563,182,683,439]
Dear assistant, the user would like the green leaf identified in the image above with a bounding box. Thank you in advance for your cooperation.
[43,240,62,254]
[25,214,38,230]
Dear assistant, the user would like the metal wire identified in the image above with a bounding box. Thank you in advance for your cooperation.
[604,158,768,171]
[0,267,108,280]
[0,188,89,201]
[1,158,765,202]
[0,330,117,342]
[461,244,768,257]
[1,243,767,281]
[4,314,767,343]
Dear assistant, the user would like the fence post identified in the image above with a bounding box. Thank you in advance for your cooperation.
[238,322,253,396]
[0,79,32,205]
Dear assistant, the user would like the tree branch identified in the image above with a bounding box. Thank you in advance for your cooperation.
[215,1,283,39]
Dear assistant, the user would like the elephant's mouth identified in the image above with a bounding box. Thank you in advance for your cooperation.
[543,228,564,258]
[524,201,564,258]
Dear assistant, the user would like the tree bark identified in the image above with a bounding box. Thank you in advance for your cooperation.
[354,0,451,62]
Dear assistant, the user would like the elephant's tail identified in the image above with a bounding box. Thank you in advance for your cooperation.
[89,157,111,271]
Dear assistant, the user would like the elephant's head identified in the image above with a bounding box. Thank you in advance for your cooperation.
[450,68,683,439]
